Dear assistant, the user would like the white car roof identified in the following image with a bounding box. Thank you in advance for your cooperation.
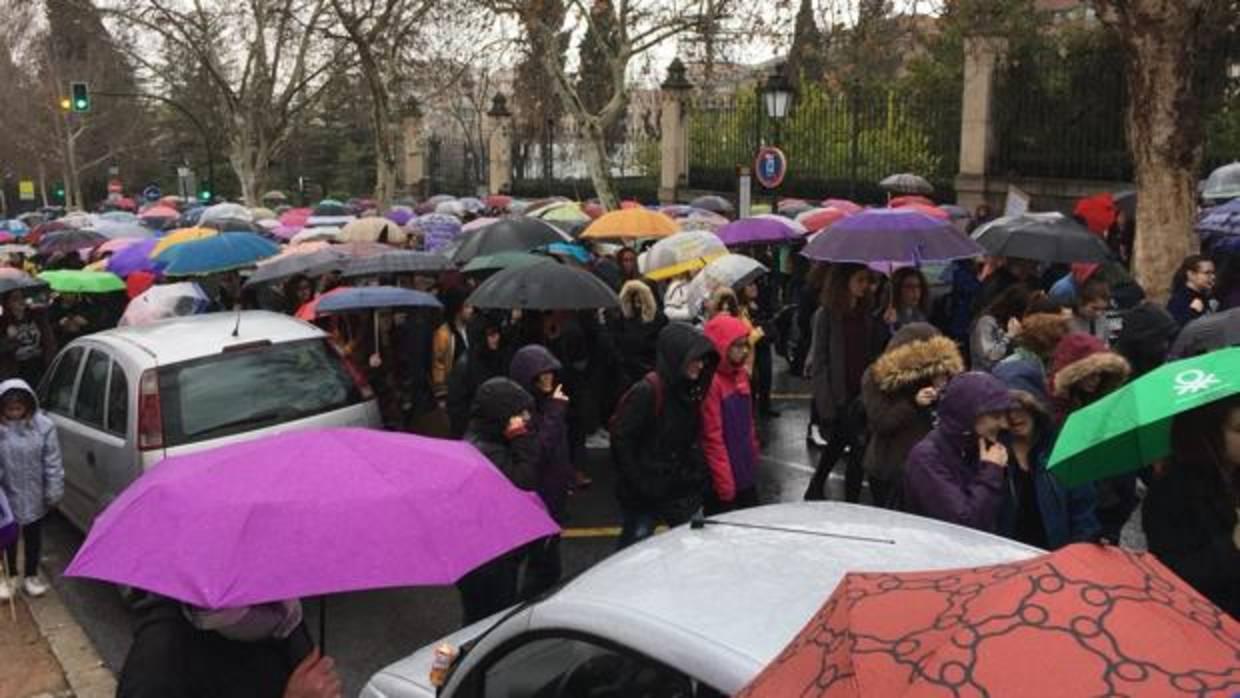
[368,503,1040,696]
[80,310,326,366]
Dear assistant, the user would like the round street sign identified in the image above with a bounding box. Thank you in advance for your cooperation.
[754,146,788,189]
[143,184,162,201]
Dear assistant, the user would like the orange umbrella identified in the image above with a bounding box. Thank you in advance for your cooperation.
[737,544,1239,698]
[580,209,679,240]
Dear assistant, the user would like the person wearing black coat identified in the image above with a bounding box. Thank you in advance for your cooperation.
[457,377,542,624]
[611,322,718,549]
[609,280,667,394]
[117,598,339,698]
[1142,395,1240,618]
[445,312,510,438]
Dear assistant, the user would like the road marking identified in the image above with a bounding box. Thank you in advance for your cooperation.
[763,455,817,474]
[563,525,666,539]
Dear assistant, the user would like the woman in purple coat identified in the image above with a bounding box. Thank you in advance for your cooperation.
[902,371,1017,532]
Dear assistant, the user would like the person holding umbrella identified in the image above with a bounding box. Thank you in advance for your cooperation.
[0,290,56,387]
[1142,394,1240,618]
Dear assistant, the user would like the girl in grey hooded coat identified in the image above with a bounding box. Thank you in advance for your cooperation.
[0,378,63,597]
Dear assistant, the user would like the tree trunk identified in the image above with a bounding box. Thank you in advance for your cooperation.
[579,119,618,209]
[38,162,48,208]
[1107,1,1210,302]
[371,93,400,209]
[228,134,269,206]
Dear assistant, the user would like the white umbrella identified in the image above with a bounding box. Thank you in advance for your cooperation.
[640,230,728,281]
[120,282,211,327]
[685,253,769,318]
[880,173,934,195]
[200,202,254,225]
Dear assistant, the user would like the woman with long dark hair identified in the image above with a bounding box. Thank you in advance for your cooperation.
[1142,395,1240,617]
[882,267,930,331]
[969,283,1033,372]
[804,263,888,502]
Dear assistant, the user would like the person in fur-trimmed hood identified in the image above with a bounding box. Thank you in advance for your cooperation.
[860,323,964,508]
[1048,332,1133,543]
[611,280,667,392]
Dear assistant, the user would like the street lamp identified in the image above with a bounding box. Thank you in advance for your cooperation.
[762,68,795,122]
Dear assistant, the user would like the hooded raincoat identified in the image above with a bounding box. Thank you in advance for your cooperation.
[700,315,760,505]
[0,379,63,525]
[509,345,572,519]
[902,372,1016,532]
[610,322,717,518]
[610,280,667,390]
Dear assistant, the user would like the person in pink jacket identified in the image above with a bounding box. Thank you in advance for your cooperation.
[700,314,761,514]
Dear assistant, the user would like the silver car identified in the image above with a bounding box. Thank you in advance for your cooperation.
[38,310,382,531]
[361,502,1040,697]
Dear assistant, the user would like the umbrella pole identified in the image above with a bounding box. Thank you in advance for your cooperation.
[318,597,327,652]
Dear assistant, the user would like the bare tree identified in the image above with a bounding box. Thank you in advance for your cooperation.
[102,0,344,204]
[1093,0,1239,301]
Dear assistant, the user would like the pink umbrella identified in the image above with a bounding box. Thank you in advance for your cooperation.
[65,428,559,608]
[822,198,863,214]
[797,207,852,233]
[892,202,951,220]
[279,207,313,226]
[138,205,179,220]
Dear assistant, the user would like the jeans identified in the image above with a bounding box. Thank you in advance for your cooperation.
[804,419,864,503]
[3,518,43,578]
[617,506,697,551]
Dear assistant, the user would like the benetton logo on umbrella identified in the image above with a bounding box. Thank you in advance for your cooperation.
[1173,369,1222,397]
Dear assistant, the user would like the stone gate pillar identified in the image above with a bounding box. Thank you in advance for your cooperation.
[954,37,1006,211]
[487,93,514,196]
[659,58,693,204]
[401,99,428,198]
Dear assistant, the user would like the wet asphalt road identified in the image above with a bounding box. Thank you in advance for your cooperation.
[37,371,1145,696]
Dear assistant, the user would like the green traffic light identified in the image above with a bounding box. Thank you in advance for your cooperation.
[74,99,87,110]
[199,190,211,201]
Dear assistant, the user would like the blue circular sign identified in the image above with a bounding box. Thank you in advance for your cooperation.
[754,146,788,189]
[142,184,162,201]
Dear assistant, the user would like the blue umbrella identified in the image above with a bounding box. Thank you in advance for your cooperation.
[802,208,983,265]
[155,233,279,276]
[541,242,591,264]
[315,286,442,315]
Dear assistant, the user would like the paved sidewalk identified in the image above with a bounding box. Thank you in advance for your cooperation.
[0,578,115,698]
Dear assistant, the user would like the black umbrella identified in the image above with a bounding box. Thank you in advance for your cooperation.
[971,213,1111,263]
[466,258,619,310]
[450,217,569,264]
[341,251,451,279]
[39,229,107,255]
[0,273,48,295]
[243,248,347,288]
[1167,308,1240,360]
[689,195,735,214]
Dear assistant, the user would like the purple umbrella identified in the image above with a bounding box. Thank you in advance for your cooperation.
[270,223,303,241]
[65,428,558,609]
[412,213,464,252]
[802,208,984,265]
[386,206,415,226]
[1196,198,1240,253]
[715,216,801,246]
[105,238,162,277]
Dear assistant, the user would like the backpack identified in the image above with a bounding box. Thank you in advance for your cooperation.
[608,371,664,436]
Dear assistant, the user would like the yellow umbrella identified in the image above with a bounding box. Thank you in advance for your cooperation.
[250,207,277,221]
[150,227,217,258]
[581,209,680,240]
[339,217,407,245]
[531,201,590,223]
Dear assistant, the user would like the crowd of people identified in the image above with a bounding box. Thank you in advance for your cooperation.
[0,191,1237,698]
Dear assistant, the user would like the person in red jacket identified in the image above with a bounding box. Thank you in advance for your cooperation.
[700,314,761,514]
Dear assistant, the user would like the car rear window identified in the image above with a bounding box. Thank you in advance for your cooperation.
[157,338,363,447]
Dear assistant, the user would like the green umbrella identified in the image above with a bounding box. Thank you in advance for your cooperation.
[38,270,127,294]
[1048,346,1240,487]
[462,251,547,274]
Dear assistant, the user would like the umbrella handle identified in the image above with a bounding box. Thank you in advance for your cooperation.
[319,597,327,654]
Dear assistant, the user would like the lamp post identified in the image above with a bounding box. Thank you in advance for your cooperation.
[761,67,795,213]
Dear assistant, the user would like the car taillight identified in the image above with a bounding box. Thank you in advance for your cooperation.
[137,369,164,451]
[329,341,374,400]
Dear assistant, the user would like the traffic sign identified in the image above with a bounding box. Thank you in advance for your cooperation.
[143,184,162,201]
[754,146,788,189]
[18,180,35,201]
[107,178,123,194]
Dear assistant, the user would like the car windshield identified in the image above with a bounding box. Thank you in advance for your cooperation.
[158,337,361,447]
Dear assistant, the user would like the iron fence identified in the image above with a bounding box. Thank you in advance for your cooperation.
[426,135,481,196]
[509,112,660,199]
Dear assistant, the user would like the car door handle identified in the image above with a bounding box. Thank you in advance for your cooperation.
[86,451,97,467]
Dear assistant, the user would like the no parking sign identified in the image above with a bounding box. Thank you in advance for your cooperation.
[754,146,788,189]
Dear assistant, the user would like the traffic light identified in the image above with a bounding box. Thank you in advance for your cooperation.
[70,82,90,113]
[198,187,211,202]
[59,96,71,112]
[53,184,65,200]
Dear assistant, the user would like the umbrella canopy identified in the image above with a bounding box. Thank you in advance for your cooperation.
[736,544,1239,698]
[333,241,395,258]
[1195,197,1240,252]
[715,216,801,246]
[753,213,808,235]
[797,207,852,234]
[244,248,347,288]
[199,202,253,225]
[461,251,548,274]
[461,216,499,233]
[261,190,288,202]
[65,428,558,608]
[313,200,349,217]
[290,227,340,245]
[685,253,769,317]
[468,258,619,310]
[688,195,734,215]
[972,212,1112,264]
[888,194,935,208]
[641,230,728,281]
[138,205,180,220]
[528,201,590,223]
[803,209,983,265]
[39,229,107,255]
[93,220,154,239]
[155,233,280,276]
[450,217,568,264]
[315,286,442,315]
[1167,308,1240,360]
[106,239,161,277]
[777,198,814,217]
[101,212,138,224]
[1074,193,1119,235]
[1048,346,1240,487]
[119,282,210,326]
[0,244,36,257]
[341,250,450,279]
[385,206,415,227]
[1202,161,1240,202]
[279,208,313,226]
[410,213,464,252]
[339,216,408,245]
[38,270,125,294]
[879,172,934,194]
[435,200,466,217]
[250,207,277,222]
[150,227,217,257]
[581,209,679,240]
[891,202,950,220]
[0,270,48,295]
